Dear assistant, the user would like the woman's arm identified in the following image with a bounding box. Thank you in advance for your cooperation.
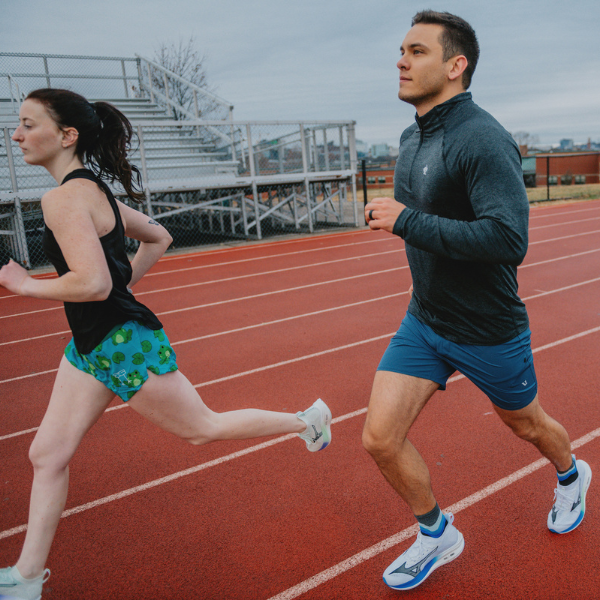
[0,187,112,301]
[117,201,172,288]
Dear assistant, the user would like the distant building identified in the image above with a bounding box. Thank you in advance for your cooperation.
[535,151,600,186]
[371,143,391,158]
[355,139,369,158]
[559,139,574,151]
[357,162,395,189]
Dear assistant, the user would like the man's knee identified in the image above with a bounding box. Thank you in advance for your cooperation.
[506,417,540,442]
[362,421,404,462]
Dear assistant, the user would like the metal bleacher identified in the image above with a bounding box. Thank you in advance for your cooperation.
[0,52,358,267]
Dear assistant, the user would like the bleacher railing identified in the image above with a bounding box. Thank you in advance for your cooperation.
[0,52,358,268]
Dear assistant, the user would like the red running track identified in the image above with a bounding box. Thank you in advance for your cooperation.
[1,200,600,599]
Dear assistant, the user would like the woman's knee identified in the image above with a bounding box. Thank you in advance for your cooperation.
[181,410,221,446]
[28,437,71,473]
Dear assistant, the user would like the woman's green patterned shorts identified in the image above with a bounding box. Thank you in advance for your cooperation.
[65,321,178,402]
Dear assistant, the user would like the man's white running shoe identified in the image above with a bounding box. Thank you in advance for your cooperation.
[296,398,331,452]
[383,513,464,590]
[0,566,50,600]
[548,458,592,534]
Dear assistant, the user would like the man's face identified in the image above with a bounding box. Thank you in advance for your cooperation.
[397,23,452,112]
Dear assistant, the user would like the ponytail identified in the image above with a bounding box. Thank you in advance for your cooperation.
[89,102,144,202]
[26,89,144,202]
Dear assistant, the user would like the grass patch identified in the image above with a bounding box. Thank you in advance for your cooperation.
[358,184,600,205]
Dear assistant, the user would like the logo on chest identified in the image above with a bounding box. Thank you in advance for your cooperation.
[423,165,428,176]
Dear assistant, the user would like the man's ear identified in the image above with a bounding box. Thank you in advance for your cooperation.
[448,55,468,83]
[61,127,79,149]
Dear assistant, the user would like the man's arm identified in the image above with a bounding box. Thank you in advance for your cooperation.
[366,125,529,265]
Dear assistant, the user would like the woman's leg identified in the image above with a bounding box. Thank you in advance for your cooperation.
[127,370,306,444]
[15,356,115,578]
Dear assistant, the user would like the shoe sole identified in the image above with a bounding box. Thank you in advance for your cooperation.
[384,532,465,590]
[312,399,331,451]
[549,460,592,534]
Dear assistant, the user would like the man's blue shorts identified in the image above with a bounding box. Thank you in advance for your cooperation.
[377,312,538,411]
[65,320,178,402]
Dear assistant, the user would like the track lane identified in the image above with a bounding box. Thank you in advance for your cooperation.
[0,200,599,599]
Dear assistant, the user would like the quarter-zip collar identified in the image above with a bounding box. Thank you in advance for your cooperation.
[414,92,472,133]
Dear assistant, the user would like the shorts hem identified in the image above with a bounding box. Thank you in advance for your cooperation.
[375,366,447,391]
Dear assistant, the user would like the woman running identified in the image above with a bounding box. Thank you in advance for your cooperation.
[0,89,331,600]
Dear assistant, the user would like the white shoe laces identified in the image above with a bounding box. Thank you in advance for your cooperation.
[406,530,439,563]
[553,483,578,511]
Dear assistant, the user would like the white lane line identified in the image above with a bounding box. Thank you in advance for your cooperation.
[2,228,599,320]
[522,277,600,300]
[447,325,600,385]
[172,293,405,347]
[0,230,378,300]
[134,249,403,298]
[192,333,395,389]
[266,426,600,600]
[0,304,63,320]
[2,415,598,557]
[530,216,600,231]
[0,330,71,347]
[158,267,406,316]
[530,205,600,220]
[145,237,395,278]
[158,229,374,263]
[0,417,377,541]
[529,228,600,245]
[520,248,600,269]
[0,368,59,385]
[0,250,404,321]
[1,273,599,387]
[4,248,599,347]
[3,323,600,445]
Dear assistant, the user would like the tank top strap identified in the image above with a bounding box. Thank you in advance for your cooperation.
[60,168,123,229]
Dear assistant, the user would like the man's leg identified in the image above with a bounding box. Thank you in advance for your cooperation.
[362,370,439,514]
[493,394,592,534]
[363,371,464,590]
[492,394,571,471]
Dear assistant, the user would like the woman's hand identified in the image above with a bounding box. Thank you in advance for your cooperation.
[0,259,29,295]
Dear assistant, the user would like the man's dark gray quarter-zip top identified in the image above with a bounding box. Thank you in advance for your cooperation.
[392,92,530,345]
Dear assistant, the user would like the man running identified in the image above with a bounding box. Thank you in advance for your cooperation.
[362,10,591,591]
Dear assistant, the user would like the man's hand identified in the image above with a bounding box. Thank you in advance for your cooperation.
[365,197,406,233]
[0,259,29,295]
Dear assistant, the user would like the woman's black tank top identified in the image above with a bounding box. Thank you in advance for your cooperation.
[42,169,162,354]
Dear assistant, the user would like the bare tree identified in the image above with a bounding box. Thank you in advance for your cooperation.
[152,36,221,121]
[512,131,540,148]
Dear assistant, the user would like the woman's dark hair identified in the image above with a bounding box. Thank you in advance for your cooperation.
[26,88,144,202]
[412,10,480,89]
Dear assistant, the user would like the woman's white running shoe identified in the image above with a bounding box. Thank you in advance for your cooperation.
[296,398,332,452]
[0,566,50,600]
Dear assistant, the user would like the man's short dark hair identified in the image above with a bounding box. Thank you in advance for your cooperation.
[412,10,480,89]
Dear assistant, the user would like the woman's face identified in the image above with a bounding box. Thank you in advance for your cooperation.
[12,99,67,166]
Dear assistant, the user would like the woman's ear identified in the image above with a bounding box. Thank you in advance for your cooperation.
[61,127,79,149]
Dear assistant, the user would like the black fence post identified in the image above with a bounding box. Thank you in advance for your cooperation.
[546,156,550,201]
[362,159,368,224]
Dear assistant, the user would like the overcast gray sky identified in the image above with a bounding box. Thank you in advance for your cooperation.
[2,0,599,146]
